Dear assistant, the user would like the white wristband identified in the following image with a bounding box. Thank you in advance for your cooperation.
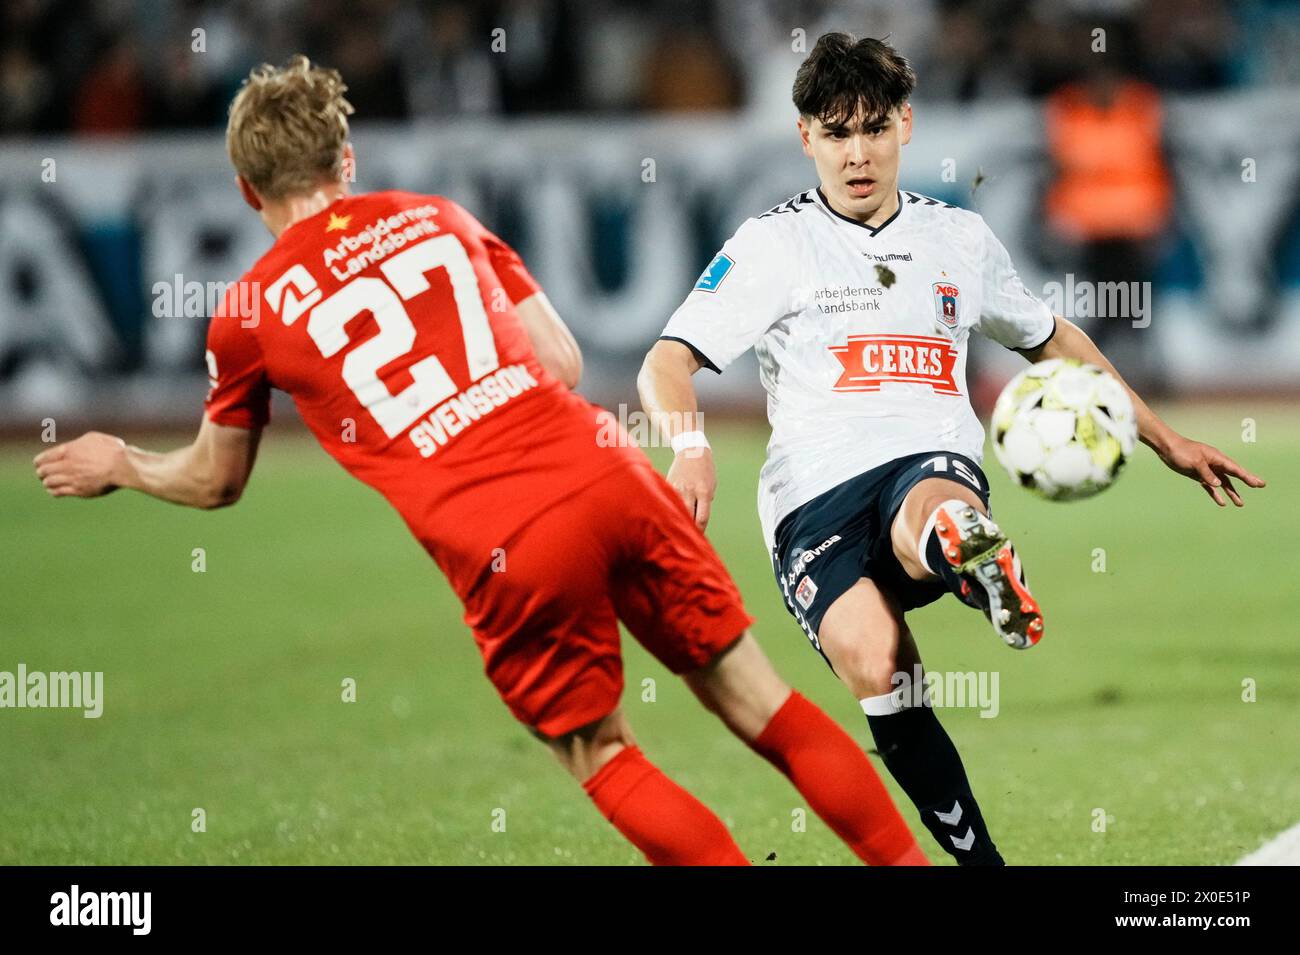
[671,430,710,454]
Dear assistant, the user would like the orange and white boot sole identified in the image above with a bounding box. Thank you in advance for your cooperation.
[933,502,1045,650]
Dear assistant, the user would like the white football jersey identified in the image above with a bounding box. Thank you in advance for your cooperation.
[661,187,1056,550]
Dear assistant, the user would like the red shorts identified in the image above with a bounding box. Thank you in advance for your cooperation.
[460,459,754,737]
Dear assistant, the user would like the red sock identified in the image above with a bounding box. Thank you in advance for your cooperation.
[750,691,929,866]
[583,745,749,866]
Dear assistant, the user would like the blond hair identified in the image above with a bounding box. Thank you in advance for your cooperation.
[226,55,355,200]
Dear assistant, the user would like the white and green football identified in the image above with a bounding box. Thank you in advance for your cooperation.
[991,358,1138,501]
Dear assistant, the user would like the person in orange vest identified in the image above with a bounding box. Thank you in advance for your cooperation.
[1045,53,1173,388]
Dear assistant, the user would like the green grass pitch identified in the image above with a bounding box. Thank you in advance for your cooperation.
[2,403,1297,865]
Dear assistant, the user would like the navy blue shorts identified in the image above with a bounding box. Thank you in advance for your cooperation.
[771,450,992,656]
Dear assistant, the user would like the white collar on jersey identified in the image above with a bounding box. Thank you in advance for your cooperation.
[812,187,904,237]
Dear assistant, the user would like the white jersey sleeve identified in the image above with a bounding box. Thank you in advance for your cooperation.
[660,217,795,372]
[972,217,1056,351]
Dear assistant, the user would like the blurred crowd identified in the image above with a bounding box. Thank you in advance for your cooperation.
[2,0,1297,135]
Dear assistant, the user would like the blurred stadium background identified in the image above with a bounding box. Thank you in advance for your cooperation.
[2,0,1298,865]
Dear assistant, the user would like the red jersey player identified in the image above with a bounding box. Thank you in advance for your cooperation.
[34,57,928,866]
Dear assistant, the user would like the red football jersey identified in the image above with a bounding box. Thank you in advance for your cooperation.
[205,191,644,589]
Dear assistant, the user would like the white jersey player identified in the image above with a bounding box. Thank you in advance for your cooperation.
[638,33,1263,866]
[660,185,1055,559]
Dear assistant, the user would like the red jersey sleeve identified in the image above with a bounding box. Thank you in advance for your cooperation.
[204,282,271,429]
[481,228,541,304]
[440,198,541,305]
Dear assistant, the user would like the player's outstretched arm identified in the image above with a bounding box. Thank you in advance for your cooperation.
[515,292,582,389]
[1024,316,1266,507]
[34,416,262,509]
[638,339,716,531]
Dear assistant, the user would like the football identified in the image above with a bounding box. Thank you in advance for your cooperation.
[991,358,1138,501]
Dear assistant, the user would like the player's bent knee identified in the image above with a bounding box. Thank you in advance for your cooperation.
[683,631,791,743]
[832,640,902,699]
[539,709,636,783]
[547,736,629,785]
[818,587,906,699]
[818,621,903,696]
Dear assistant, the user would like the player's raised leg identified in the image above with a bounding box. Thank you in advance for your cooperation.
[891,475,1045,649]
[605,459,927,865]
[539,707,749,866]
[683,632,929,866]
[817,578,1004,865]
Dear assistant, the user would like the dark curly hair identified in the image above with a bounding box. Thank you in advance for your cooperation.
[792,33,916,126]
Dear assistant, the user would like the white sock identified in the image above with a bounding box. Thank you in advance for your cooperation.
[860,681,933,716]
